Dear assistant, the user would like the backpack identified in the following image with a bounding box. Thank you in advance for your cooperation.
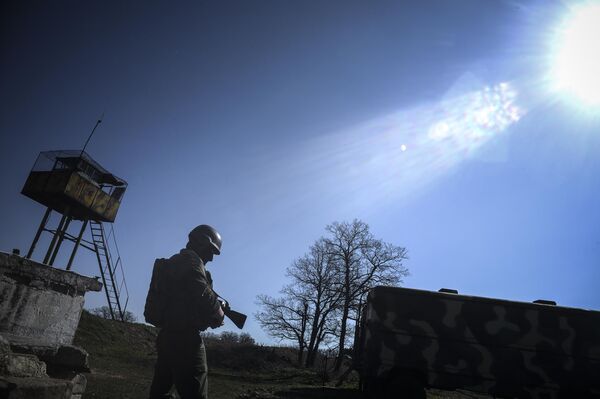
[144,258,168,327]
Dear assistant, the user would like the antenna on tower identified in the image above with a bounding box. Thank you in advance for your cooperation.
[81,112,105,156]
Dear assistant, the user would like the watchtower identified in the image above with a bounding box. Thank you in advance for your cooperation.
[22,150,129,321]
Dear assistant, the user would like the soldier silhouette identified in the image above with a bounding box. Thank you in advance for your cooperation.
[146,225,225,399]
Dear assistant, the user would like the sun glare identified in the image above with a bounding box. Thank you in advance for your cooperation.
[428,82,522,145]
[550,1,600,108]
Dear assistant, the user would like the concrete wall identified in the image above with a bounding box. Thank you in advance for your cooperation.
[0,252,101,347]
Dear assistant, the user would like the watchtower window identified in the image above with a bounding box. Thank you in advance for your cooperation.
[51,156,106,184]
[78,160,102,183]
[53,157,79,171]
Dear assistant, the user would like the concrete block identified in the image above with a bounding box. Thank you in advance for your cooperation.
[0,252,98,398]
[0,252,101,347]
[6,354,47,378]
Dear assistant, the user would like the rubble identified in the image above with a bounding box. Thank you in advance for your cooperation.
[0,252,101,398]
[6,352,48,378]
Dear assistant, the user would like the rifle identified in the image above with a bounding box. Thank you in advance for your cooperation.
[215,293,247,329]
[223,305,247,330]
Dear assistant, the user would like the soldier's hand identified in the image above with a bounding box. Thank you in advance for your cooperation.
[209,306,225,329]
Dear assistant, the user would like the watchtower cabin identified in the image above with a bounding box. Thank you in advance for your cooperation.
[21,150,129,321]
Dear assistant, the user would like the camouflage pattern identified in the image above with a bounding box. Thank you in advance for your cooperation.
[354,286,600,398]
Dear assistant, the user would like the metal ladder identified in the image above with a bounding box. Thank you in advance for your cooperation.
[89,220,129,321]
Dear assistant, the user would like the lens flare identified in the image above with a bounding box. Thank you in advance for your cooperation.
[549,1,600,108]
[428,82,523,147]
[290,80,525,210]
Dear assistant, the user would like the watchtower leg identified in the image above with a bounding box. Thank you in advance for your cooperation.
[26,207,52,259]
[43,213,68,265]
[66,220,88,271]
[49,215,73,266]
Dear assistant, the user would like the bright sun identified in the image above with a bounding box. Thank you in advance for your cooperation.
[550,1,600,108]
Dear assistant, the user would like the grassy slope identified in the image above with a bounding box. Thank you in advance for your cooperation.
[73,311,361,399]
[73,311,157,398]
[74,312,488,399]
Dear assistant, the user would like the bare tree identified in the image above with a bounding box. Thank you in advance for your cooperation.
[255,219,408,371]
[255,294,309,364]
[285,239,342,367]
[325,220,408,370]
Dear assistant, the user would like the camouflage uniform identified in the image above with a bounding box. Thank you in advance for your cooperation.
[149,249,221,399]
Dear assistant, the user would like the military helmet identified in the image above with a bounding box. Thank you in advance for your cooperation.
[189,225,222,255]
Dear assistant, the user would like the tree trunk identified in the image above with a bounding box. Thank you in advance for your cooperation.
[297,301,308,366]
[297,343,304,365]
[305,305,321,367]
[308,328,327,367]
[306,346,316,367]
[334,297,350,371]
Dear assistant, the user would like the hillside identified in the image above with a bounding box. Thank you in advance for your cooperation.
[74,311,488,399]
[73,311,362,399]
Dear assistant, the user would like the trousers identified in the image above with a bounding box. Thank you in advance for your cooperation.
[149,329,208,399]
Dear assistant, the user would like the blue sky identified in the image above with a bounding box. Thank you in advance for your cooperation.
[1,0,599,344]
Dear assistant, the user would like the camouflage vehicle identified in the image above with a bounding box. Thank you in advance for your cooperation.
[354,286,600,399]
